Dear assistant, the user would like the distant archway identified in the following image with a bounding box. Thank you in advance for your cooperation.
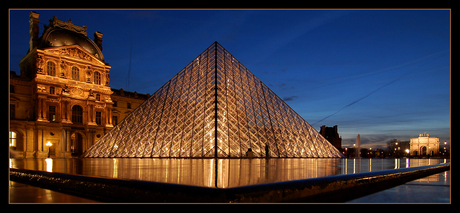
[421,146,427,156]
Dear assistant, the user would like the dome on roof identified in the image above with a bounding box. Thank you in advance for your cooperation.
[39,23,104,61]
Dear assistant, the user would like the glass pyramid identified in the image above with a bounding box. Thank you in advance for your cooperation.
[84,42,344,158]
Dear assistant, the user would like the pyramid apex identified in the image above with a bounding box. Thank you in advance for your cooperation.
[211,41,222,47]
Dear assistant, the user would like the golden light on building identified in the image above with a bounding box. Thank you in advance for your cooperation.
[9,12,149,158]
[409,133,440,156]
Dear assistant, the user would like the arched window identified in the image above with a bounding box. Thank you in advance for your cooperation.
[94,71,101,85]
[72,105,83,124]
[47,61,56,76]
[72,66,80,81]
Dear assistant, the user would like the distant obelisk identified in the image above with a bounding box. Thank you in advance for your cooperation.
[356,134,361,158]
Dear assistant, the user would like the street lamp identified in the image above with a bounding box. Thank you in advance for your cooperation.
[46,141,52,158]
[444,141,447,155]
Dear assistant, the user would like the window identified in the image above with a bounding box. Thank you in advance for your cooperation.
[112,116,118,126]
[96,94,100,101]
[50,86,55,95]
[94,72,101,85]
[113,101,117,107]
[49,106,56,122]
[47,61,56,76]
[127,102,131,109]
[10,85,14,93]
[71,105,83,124]
[72,66,80,81]
[10,104,15,119]
[9,131,17,149]
[96,111,102,125]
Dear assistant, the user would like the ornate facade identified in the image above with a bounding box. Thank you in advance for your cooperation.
[410,133,440,156]
[9,12,148,158]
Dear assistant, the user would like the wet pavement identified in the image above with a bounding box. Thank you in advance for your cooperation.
[9,181,99,203]
[348,170,450,203]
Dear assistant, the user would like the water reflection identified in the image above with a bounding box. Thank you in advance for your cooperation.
[45,158,53,172]
[9,158,447,188]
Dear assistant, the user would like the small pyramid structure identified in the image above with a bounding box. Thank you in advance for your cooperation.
[84,42,344,158]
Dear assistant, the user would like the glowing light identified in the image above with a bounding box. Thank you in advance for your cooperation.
[113,158,118,178]
[45,158,53,172]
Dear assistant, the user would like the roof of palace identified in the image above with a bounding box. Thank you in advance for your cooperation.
[37,16,104,61]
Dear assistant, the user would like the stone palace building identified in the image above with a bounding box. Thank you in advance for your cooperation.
[9,12,148,158]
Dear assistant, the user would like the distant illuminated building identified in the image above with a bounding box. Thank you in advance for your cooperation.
[410,133,440,156]
[84,42,344,158]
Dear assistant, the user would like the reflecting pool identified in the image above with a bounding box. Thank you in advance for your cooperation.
[9,158,448,188]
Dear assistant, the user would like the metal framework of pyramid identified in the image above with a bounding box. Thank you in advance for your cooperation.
[84,42,344,158]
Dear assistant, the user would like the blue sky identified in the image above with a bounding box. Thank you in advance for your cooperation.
[9,9,450,149]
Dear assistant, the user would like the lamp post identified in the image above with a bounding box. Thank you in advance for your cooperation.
[46,141,52,158]
[443,141,447,156]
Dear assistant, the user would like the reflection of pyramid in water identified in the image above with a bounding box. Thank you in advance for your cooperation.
[84,42,344,158]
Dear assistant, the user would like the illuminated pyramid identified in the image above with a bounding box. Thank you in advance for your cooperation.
[84,42,344,158]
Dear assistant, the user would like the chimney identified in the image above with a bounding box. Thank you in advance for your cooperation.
[320,125,326,136]
[29,11,40,50]
[94,31,103,51]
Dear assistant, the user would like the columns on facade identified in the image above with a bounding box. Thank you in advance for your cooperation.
[34,126,48,158]
[61,100,72,123]
[86,129,95,151]
[87,103,97,125]
[60,128,71,158]
[37,98,42,120]
[93,105,97,124]
[25,125,35,158]
[65,128,72,157]
[42,97,47,121]
[36,96,48,122]
[61,129,66,154]
[106,105,113,127]
[38,127,43,153]
[87,104,92,124]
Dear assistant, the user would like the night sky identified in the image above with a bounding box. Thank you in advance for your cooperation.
[9,9,450,149]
